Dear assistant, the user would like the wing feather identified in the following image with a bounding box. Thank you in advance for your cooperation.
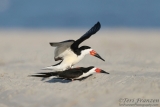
[71,22,101,50]
[59,70,83,79]
[50,40,75,61]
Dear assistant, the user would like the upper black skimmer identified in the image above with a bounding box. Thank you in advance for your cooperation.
[30,66,109,81]
[43,22,105,71]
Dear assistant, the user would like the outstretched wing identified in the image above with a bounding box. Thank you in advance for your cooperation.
[50,40,75,61]
[71,22,101,50]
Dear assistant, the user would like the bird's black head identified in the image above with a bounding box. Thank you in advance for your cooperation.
[82,66,95,73]
[74,46,91,55]
[87,66,95,70]
[82,66,109,74]
[79,46,105,61]
[79,46,91,51]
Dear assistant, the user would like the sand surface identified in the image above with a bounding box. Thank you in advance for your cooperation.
[0,29,160,107]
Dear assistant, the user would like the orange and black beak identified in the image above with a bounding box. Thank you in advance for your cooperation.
[95,68,109,74]
[90,50,105,61]
[100,70,109,74]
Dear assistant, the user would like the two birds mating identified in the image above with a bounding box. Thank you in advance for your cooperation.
[30,22,109,81]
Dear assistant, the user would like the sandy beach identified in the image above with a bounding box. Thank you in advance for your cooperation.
[0,29,160,107]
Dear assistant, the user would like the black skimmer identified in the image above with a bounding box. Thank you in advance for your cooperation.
[30,66,109,81]
[43,22,105,71]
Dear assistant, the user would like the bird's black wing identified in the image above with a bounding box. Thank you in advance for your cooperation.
[59,70,83,79]
[71,22,101,50]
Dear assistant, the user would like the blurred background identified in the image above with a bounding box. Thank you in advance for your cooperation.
[0,0,160,29]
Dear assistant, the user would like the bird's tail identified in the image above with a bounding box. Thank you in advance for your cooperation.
[29,72,58,78]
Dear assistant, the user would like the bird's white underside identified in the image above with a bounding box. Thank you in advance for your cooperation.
[75,68,96,79]
[44,48,93,71]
